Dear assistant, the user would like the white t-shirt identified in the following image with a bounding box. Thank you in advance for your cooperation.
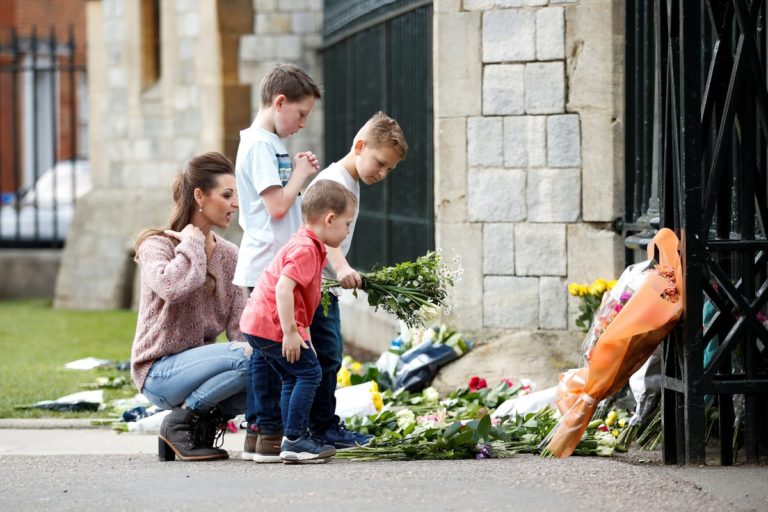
[305,162,361,281]
[233,124,303,287]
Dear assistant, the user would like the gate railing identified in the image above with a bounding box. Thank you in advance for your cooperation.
[626,0,768,465]
[0,26,87,248]
[322,0,433,270]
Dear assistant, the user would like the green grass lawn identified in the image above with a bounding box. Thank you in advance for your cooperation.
[0,299,138,418]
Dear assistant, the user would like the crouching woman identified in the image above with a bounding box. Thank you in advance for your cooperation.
[131,152,248,461]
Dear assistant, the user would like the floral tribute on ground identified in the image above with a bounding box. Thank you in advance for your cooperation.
[541,228,684,458]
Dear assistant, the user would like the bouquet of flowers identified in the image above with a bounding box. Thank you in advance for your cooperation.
[322,251,462,328]
[542,228,684,458]
[568,278,619,332]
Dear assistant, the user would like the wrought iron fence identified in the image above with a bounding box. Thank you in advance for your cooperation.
[322,0,433,270]
[0,27,87,248]
[626,0,768,465]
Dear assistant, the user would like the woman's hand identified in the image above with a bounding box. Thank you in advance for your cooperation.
[282,330,308,364]
[164,224,203,244]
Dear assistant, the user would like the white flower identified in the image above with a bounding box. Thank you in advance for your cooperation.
[423,386,440,403]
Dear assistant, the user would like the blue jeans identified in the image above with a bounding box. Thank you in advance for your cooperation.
[308,295,343,432]
[141,342,248,418]
[245,342,284,435]
[244,334,321,438]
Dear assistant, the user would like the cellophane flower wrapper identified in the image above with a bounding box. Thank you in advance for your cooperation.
[542,228,684,458]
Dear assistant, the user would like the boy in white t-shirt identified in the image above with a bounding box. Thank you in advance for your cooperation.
[235,64,322,462]
[304,112,408,448]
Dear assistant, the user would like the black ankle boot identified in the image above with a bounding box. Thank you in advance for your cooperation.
[193,408,230,455]
[158,407,229,461]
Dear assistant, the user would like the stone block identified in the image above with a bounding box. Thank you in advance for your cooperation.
[536,7,565,60]
[515,222,566,276]
[525,62,564,114]
[483,223,515,275]
[277,0,309,10]
[463,0,495,11]
[255,0,277,11]
[503,115,546,168]
[468,168,526,222]
[527,168,581,222]
[178,13,200,37]
[467,117,503,167]
[497,0,548,6]
[483,64,524,115]
[435,117,468,223]
[274,35,302,60]
[240,35,276,60]
[566,223,624,283]
[565,0,620,111]
[432,329,582,392]
[256,13,292,34]
[0,250,61,299]
[435,222,483,330]
[547,114,581,167]
[483,10,536,63]
[435,0,462,12]
[581,112,622,222]
[484,276,539,328]
[292,12,321,33]
[540,276,568,329]
[435,11,482,117]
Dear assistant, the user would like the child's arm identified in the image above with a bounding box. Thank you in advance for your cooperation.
[275,274,309,363]
[326,245,362,289]
[261,152,319,219]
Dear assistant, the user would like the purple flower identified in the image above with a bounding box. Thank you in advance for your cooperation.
[620,292,633,303]
[476,444,493,459]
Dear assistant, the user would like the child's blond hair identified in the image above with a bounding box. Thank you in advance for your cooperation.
[358,111,408,159]
[302,180,357,222]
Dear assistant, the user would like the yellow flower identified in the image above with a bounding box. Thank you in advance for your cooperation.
[567,283,580,296]
[578,284,589,297]
[336,366,351,387]
[351,361,362,373]
[605,410,618,427]
[590,278,608,295]
[369,380,379,393]
[611,429,619,438]
[371,391,383,411]
[618,418,627,428]
[607,279,618,290]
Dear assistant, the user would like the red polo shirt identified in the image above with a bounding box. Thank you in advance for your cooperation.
[240,225,327,342]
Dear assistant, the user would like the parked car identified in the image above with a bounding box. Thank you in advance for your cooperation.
[0,160,91,245]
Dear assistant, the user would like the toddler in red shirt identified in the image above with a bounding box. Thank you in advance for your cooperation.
[240,180,356,463]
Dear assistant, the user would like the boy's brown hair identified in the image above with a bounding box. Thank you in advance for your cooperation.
[259,64,322,106]
[361,111,408,159]
[302,180,357,222]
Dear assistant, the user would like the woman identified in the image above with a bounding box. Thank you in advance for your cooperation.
[131,152,248,461]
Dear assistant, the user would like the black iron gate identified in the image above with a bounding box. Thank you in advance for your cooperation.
[0,27,87,248]
[322,0,433,270]
[625,0,768,464]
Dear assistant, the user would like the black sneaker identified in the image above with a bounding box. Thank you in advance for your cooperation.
[313,422,373,449]
[280,434,336,464]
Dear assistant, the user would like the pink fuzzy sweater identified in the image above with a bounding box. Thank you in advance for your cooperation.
[130,231,247,391]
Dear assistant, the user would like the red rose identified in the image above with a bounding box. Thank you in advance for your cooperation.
[469,376,488,391]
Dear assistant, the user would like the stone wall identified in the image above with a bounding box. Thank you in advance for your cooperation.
[55,0,251,309]
[238,0,324,162]
[434,0,625,353]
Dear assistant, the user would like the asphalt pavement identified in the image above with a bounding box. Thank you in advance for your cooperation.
[0,420,766,512]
